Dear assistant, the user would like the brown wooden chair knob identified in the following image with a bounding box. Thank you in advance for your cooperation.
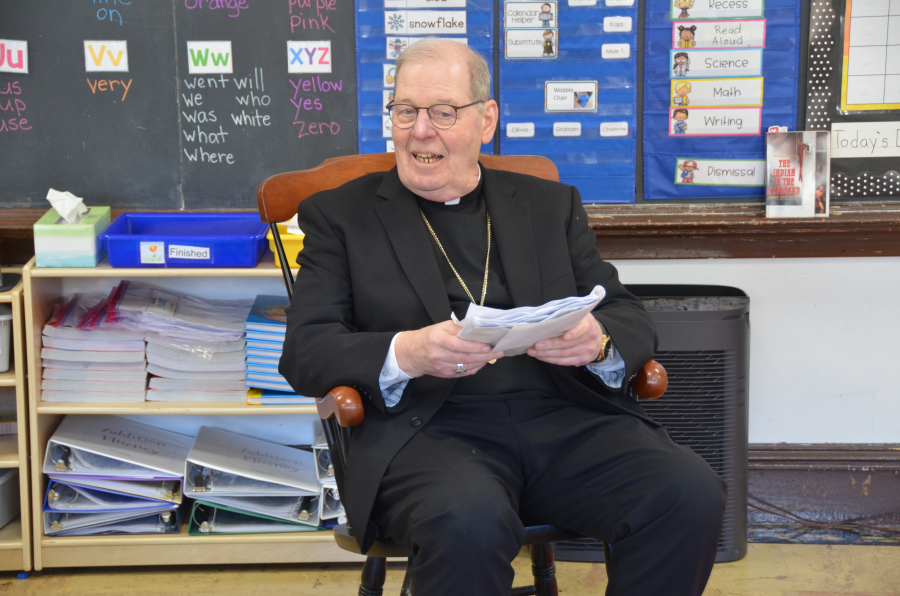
[630,360,668,400]
[316,386,365,428]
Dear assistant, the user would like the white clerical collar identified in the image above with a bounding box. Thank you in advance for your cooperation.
[444,166,482,206]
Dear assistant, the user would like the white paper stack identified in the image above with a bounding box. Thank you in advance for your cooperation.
[145,334,248,402]
[41,294,148,403]
[107,281,252,343]
[453,285,607,356]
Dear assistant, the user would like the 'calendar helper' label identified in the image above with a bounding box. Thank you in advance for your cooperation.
[674,157,765,185]
[672,19,766,49]
[668,106,761,136]
[670,77,763,107]
[506,29,558,59]
[545,81,599,112]
[385,11,467,34]
[504,2,558,29]
[669,48,762,79]
[670,0,764,21]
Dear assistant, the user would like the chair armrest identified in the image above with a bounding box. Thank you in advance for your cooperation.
[316,360,667,428]
[316,386,365,428]
[630,360,667,400]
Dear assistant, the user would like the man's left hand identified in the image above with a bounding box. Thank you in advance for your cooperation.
[526,313,604,367]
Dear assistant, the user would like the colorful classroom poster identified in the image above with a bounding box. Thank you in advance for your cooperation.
[642,0,801,200]
[499,0,638,202]
[355,0,493,154]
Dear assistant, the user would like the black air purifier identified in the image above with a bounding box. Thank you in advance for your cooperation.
[554,285,750,563]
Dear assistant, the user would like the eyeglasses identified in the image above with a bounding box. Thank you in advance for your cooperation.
[386,101,484,129]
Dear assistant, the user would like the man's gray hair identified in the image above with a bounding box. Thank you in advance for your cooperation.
[394,38,491,107]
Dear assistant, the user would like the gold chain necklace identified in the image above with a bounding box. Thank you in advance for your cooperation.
[420,209,491,306]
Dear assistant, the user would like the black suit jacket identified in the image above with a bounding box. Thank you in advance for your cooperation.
[280,166,658,552]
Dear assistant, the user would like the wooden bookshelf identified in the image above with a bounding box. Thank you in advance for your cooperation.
[22,258,359,571]
[0,269,32,572]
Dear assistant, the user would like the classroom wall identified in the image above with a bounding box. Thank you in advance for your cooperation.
[612,256,900,444]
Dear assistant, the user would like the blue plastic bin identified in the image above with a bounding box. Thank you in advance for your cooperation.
[100,213,270,268]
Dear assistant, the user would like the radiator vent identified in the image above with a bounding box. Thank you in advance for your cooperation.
[554,286,749,564]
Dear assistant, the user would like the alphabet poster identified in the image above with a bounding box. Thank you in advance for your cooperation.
[642,0,802,200]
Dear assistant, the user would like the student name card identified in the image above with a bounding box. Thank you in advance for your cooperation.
[671,0,764,21]
[506,28,558,59]
[545,81,598,112]
[831,121,900,158]
[671,77,763,107]
[672,19,766,49]
[384,11,467,34]
[674,157,765,185]
[504,2,558,28]
[670,48,763,78]
[669,106,761,136]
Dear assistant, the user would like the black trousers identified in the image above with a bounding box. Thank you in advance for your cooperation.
[371,398,726,596]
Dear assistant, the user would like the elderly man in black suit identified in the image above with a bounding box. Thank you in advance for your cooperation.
[281,37,725,596]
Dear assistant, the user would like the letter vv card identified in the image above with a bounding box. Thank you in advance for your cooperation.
[642,0,802,199]
[499,0,639,203]
[354,0,495,154]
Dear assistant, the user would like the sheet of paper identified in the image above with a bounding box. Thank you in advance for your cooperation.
[454,285,605,356]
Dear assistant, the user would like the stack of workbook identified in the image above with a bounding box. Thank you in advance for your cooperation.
[243,295,294,393]
[42,416,190,536]
[41,294,148,403]
[145,333,248,402]
[184,426,328,535]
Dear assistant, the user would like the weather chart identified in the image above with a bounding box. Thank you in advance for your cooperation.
[354,0,495,154]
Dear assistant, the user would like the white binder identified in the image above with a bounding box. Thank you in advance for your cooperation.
[44,508,179,536]
[184,426,320,497]
[43,415,193,479]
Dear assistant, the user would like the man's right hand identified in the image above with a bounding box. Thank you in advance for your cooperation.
[395,320,503,379]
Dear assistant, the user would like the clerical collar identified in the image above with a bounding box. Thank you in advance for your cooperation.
[443,165,483,206]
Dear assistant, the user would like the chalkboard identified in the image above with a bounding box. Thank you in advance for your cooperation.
[0,0,357,210]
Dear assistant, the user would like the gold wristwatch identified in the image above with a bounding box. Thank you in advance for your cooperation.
[594,331,611,362]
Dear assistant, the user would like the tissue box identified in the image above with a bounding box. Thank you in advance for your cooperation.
[34,207,111,267]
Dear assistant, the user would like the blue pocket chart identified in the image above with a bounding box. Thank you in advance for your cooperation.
[499,0,639,203]
[355,0,494,155]
[642,0,801,199]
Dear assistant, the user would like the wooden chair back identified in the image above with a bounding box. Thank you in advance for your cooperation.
[256,152,560,224]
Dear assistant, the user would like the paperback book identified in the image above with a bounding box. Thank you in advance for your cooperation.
[766,131,830,218]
